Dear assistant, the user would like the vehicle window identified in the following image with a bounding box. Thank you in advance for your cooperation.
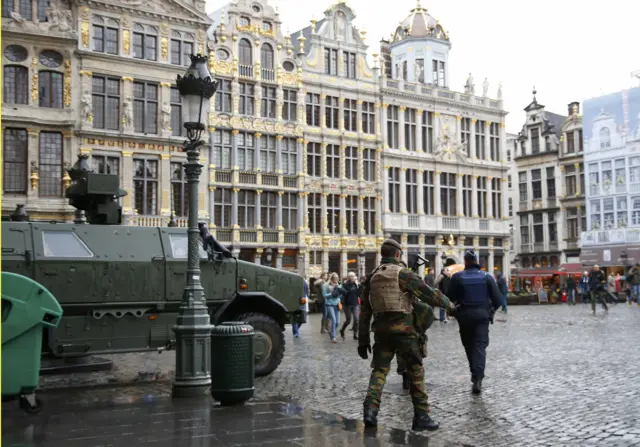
[42,231,94,258]
[168,233,207,259]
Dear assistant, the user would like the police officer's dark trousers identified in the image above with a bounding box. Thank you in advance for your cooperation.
[456,308,490,381]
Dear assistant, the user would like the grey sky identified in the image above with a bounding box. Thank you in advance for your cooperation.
[207,0,639,133]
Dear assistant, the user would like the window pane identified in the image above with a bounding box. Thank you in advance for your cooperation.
[42,231,94,258]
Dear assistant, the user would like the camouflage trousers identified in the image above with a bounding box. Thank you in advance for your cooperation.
[397,301,434,374]
[590,289,609,313]
[364,333,429,413]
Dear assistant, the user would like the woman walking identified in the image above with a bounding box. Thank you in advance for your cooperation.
[323,273,342,343]
[315,273,330,334]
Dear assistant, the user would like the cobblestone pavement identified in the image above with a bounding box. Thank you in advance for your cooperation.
[39,305,640,446]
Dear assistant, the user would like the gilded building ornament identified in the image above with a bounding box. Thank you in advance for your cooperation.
[63,60,71,107]
[161,37,168,60]
[30,162,40,190]
[123,30,131,54]
[31,57,38,102]
[81,22,89,47]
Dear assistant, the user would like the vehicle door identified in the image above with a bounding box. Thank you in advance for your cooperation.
[1,222,34,278]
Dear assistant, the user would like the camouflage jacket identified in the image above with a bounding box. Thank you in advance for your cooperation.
[358,258,454,346]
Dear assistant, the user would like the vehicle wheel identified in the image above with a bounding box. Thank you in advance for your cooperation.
[235,313,284,377]
[19,395,42,414]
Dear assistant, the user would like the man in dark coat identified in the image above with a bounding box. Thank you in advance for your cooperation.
[588,265,608,315]
[339,272,361,340]
[495,271,508,313]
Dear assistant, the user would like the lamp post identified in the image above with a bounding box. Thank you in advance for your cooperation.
[172,54,218,398]
[359,249,366,278]
[265,248,273,267]
[514,255,521,292]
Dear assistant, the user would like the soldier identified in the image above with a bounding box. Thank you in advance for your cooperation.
[358,239,456,431]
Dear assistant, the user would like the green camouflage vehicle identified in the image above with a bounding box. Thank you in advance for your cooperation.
[1,155,305,376]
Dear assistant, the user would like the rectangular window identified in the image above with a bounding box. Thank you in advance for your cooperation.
[519,171,528,202]
[462,175,472,217]
[260,191,277,228]
[259,135,276,172]
[237,131,255,171]
[38,132,63,197]
[3,128,28,194]
[93,24,118,54]
[405,108,417,151]
[133,158,158,215]
[363,148,376,182]
[307,193,322,233]
[387,105,399,149]
[630,157,640,184]
[214,188,232,227]
[133,81,158,134]
[239,82,255,115]
[567,207,578,240]
[283,89,297,121]
[345,196,358,235]
[531,128,540,154]
[170,86,183,137]
[423,171,435,215]
[565,165,577,196]
[91,154,119,176]
[343,99,357,132]
[477,176,487,218]
[406,169,418,214]
[548,212,557,243]
[590,199,602,229]
[632,197,640,226]
[533,213,544,243]
[3,65,29,105]
[215,79,232,113]
[566,131,575,153]
[92,75,120,130]
[343,51,356,78]
[213,130,232,169]
[603,198,614,229]
[461,117,471,157]
[282,192,298,230]
[440,173,456,216]
[520,215,530,244]
[306,93,321,127]
[531,169,542,200]
[170,162,188,217]
[170,39,181,65]
[546,167,556,198]
[415,58,425,83]
[508,175,513,189]
[388,167,401,213]
[508,198,513,217]
[326,144,340,178]
[362,101,375,134]
[363,197,376,235]
[38,71,63,108]
[327,194,340,234]
[238,190,256,228]
[281,137,297,175]
[489,122,500,161]
[261,86,276,118]
[345,146,358,180]
[422,111,434,153]
[325,96,339,129]
[133,30,156,61]
[491,178,502,218]
[324,48,338,75]
[475,120,486,159]
[306,142,321,177]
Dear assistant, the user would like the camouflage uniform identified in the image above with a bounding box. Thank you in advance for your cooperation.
[397,299,436,375]
[359,257,453,414]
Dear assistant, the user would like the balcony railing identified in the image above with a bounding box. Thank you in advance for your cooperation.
[581,227,640,246]
[630,183,640,193]
[284,231,297,244]
[133,215,188,227]
[215,170,232,183]
[566,239,580,250]
[262,174,278,186]
[240,230,257,243]
[263,230,278,243]
[534,243,544,252]
[216,229,232,242]
[382,79,501,109]
[408,214,420,228]
[442,217,459,230]
[283,175,297,188]
[261,68,275,82]
[239,64,253,78]
[239,172,257,184]
[479,219,489,231]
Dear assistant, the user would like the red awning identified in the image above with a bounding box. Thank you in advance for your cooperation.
[555,263,585,275]
[512,268,557,278]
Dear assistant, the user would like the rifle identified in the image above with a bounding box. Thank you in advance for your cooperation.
[410,254,430,273]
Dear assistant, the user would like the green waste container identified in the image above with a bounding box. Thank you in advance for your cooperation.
[2,272,63,413]
[210,322,254,405]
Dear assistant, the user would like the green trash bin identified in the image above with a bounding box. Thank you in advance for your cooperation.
[210,322,254,406]
[2,272,63,413]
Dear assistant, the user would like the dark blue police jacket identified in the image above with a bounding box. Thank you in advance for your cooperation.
[448,264,502,322]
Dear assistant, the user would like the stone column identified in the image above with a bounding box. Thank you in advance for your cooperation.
[321,143,328,177]
[398,106,406,150]
[298,192,305,230]
[470,119,477,160]
[231,129,239,170]
[434,112,441,144]
[121,150,134,216]
[487,176,494,218]
[382,104,389,147]
[472,175,478,217]
[339,194,347,235]
[417,169,425,214]
[434,171,441,215]
[321,192,329,234]
[340,145,346,180]
[502,177,508,221]
[297,249,306,277]
[254,133,262,173]
[79,70,93,131]
[357,100,364,134]
[276,85,284,121]
[255,190,263,228]
[375,102,381,138]
[560,207,567,240]
[276,250,283,270]
[499,122,506,162]
[231,78,240,115]
[358,195,365,236]
[456,115,462,147]
[276,191,284,229]
[488,249,495,273]
[209,186,216,226]
[322,250,329,273]
[255,248,263,265]
[383,166,390,211]
[321,94,327,129]
[160,153,171,217]
[400,168,407,213]
[575,162,582,195]
[231,188,239,226]
[401,233,408,265]
[339,97,345,132]
[416,109,423,152]
[456,173,464,216]
[340,250,348,278]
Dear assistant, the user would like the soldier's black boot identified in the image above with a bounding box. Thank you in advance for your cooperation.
[363,405,378,428]
[412,412,440,431]
[472,378,483,394]
[402,373,410,391]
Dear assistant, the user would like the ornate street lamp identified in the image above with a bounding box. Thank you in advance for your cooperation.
[172,54,217,398]
[265,248,273,266]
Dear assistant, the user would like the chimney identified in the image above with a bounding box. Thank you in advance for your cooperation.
[568,101,580,116]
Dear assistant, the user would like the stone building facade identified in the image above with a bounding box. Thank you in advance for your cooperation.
[2,0,212,226]
[378,3,511,277]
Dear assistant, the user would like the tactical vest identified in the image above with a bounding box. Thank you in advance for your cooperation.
[369,264,413,314]
[459,269,490,307]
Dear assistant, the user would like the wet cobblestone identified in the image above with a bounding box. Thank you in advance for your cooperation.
[38,305,640,446]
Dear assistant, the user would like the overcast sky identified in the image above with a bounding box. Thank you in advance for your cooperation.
[207,0,639,133]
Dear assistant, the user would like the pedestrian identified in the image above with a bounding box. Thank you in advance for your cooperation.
[435,259,456,323]
[324,273,342,343]
[424,271,435,287]
[495,271,508,313]
[629,263,640,305]
[615,273,621,293]
[607,273,615,293]
[446,250,502,394]
[566,275,577,305]
[292,275,309,338]
[358,239,456,431]
[589,265,608,316]
[315,273,330,334]
[339,272,360,340]
[579,271,590,303]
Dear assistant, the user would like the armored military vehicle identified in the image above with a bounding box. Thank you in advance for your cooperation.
[1,155,305,376]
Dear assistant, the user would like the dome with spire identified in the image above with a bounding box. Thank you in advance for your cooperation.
[392,0,449,43]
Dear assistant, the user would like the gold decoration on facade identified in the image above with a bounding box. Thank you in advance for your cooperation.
[81,22,89,47]
[63,60,72,107]
[31,57,38,102]
[160,22,169,36]
[161,37,168,60]
[30,162,39,190]
[123,30,131,54]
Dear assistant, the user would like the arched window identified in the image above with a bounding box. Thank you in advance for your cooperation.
[39,71,63,108]
[522,257,531,268]
[540,256,548,268]
[260,43,274,70]
[531,256,539,268]
[550,256,559,267]
[3,128,28,194]
[3,65,29,104]
[599,127,611,149]
[239,38,252,66]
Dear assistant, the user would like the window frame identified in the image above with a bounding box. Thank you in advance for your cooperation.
[38,131,63,198]
[132,24,158,61]
[325,95,339,129]
[343,99,357,132]
[282,89,297,121]
[305,93,320,127]
[3,65,29,105]
[215,79,232,113]
[238,81,255,115]
[170,161,188,217]
[132,157,159,215]
[387,105,399,149]
[3,128,28,194]
[388,167,401,213]
[92,75,121,130]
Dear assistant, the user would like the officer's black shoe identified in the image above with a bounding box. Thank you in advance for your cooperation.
[339,328,346,340]
[402,373,411,391]
[472,378,483,394]
[363,406,379,428]
[412,412,440,431]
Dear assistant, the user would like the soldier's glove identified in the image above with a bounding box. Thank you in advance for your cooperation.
[357,344,372,360]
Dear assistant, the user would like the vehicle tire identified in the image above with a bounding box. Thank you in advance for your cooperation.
[235,313,284,377]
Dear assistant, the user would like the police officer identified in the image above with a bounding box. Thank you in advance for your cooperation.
[358,239,456,431]
[447,250,502,394]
